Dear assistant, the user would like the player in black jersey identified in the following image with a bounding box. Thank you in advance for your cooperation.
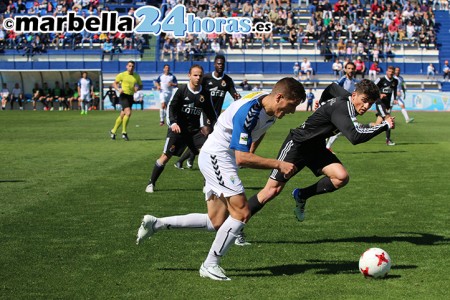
[243,80,395,227]
[374,66,399,146]
[174,55,241,169]
[145,65,218,193]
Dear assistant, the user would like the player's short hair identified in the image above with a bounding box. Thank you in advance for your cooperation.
[189,64,204,74]
[128,60,135,66]
[273,77,306,104]
[345,62,356,69]
[387,65,395,71]
[214,54,226,62]
[354,79,380,102]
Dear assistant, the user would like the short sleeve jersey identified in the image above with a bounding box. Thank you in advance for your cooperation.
[202,92,276,156]
[115,71,142,95]
[78,77,93,96]
[156,73,177,93]
[201,72,238,115]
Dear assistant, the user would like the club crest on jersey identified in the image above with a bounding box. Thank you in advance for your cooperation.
[230,175,236,184]
[221,80,226,87]
[199,95,205,102]
[169,145,176,153]
[239,133,249,145]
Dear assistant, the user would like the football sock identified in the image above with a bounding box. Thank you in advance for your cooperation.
[386,129,391,140]
[177,149,191,165]
[155,213,215,231]
[203,216,245,267]
[401,108,409,121]
[299,176,337,200]
[326,133,341,149]
[160,107,165,122]
[122,115,129,134]
[248,194,264,216]
[150,159,165,185]
[112,116,122,134]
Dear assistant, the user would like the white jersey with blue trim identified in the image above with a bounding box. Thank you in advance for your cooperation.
[78,77,93,96]
[156,73,177,93]
[202,91,275,156]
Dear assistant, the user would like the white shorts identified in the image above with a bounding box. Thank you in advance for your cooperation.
[80,93,91,102]
[159,91,172,104]
[198,150,244,200]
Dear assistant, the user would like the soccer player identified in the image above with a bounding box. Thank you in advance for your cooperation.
[104,85,119,110]
[374,66,398,146]
[145,65,218,193]
[326,61,359,151]
[63,82,75,110]
[394,67,414,123]
[243,80,395,234]
[155,64,178,126]
[31,83,45,111]
[137,77,306,281]
[52,81,65,111]
[109,60,143,141]
[77,72,94,115]
[174,54,241,170]
[133,84,144,110]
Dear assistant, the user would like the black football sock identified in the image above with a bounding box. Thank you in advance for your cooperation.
[177,150,191,165]
[188,152,196,165]
[300,176,337,201]
[150,161,165,185]
[386,129,391,140]
[248,194,265,216]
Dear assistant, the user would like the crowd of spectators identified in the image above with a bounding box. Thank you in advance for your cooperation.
[157,0,445,64]
[0,0,149,58]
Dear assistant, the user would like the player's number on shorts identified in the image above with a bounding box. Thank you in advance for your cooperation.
[135,5,187,37]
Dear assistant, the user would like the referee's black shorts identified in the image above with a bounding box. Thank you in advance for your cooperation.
[269,132,342,183]
[120,93,134,110]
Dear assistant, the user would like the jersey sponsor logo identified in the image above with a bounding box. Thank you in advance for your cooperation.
[181,103,202,115]
[209,87,225,97]
[239,133,249,145]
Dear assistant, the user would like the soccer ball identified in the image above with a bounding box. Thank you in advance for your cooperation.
[359,248,392,278]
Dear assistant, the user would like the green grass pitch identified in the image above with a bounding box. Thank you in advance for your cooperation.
[1,110,449,299]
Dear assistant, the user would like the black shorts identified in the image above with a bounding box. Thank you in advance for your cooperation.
[120,93,134,109]
[163,129,204,157]
[269,132,342,183]
[375,99,391,119]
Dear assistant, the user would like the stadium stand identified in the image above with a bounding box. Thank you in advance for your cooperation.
[0,0,448,105]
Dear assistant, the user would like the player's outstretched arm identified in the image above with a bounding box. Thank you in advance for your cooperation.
[235,151,296,177]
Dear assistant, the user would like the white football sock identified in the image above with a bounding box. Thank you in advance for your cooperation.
[155,213,215,231]
[401,108,409,121]
[160,108,165,122]
[326,133,341,149]
[203,216,245,267]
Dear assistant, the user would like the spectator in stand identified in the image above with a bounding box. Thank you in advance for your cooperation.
[368,61,381,81]
[101,38,114,61]
[240,79,252,91]
[427,63,436,80]
[293,62,300,80]
[332,58,343,79]
[306,88,315,111]
[443,60,450,82]
[354,57,365,79]
[10,83,24,110]
[300,57,313,81]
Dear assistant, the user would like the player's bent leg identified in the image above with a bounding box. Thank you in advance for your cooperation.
[322,163,349,189]
[206,195,229,230]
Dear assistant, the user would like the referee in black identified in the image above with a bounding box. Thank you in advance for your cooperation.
[374,66,399,146]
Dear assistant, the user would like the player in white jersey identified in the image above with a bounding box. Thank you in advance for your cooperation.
[133,85,144,110]
[1,83,10,110]
[394,67,414,123]
[77,71,94,115]
[136,78,306,281]
[155,64,178,125]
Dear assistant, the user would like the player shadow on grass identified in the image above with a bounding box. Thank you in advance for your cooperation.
[159,260,415,278]
[0,180,26,183]
[254,232,450,246]
[230,260,416,278]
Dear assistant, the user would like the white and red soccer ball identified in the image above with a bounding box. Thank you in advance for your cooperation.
[359,248,392,278]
